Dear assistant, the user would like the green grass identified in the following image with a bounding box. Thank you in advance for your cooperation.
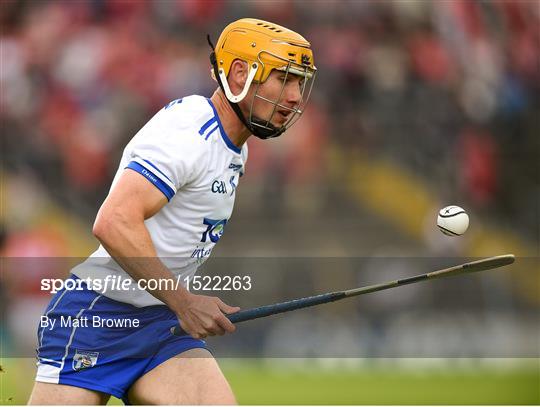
[223,362,540,405]
[1,358,538,405]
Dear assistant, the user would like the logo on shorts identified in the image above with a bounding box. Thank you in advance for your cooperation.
[72,350,99,371]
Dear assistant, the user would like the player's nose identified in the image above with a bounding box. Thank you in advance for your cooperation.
[284,82,302,106]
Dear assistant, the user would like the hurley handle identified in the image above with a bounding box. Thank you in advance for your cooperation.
[171,292,344,336]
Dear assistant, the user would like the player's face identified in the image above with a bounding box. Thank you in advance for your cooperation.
[245,70,304,128]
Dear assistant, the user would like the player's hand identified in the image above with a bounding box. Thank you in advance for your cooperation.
[175,293,240,339]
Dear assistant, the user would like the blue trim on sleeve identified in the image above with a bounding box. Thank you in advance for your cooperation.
[206,99,241,154]
[142,159,174,184]
[199,117,217,135]
[204,123,219,140]
[126,161,175,201]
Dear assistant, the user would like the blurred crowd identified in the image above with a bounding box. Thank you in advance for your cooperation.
[2,0,539,235]
[1,0,539,358]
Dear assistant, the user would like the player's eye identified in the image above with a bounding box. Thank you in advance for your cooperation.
[281,75,302,86]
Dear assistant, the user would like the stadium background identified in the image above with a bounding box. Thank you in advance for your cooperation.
[0,0,538,404]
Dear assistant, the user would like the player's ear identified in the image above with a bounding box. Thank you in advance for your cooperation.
[228,59,249,93]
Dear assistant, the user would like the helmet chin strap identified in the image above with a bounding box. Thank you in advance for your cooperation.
[207,35,284,140]
[250,117,286,139]
[217,62,258,103]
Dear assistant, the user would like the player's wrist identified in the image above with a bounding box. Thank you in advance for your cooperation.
[165,288,194,315]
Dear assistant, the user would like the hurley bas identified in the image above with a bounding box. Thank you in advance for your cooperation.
[40,315,140,330]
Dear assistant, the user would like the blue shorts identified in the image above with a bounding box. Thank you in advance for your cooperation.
[35,275,207,401]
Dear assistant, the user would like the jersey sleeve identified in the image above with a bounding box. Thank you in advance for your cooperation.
[240,143,248,177]
[125,105,208,201]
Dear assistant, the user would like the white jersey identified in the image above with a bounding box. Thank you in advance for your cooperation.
[72,95,247,307]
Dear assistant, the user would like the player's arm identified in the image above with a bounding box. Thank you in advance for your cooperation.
[92,169,239,338]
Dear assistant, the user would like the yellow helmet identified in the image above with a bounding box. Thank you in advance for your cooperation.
[209,18,317,139]
[214,18,315,84]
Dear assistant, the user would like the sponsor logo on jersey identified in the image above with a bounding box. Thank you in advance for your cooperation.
[211,180,227,194]
[191,246,213,262]
[200,218,227,243]
[73,350,99,371]
[228,163,243,172]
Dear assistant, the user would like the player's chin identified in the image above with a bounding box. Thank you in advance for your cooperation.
[270,112,289,127]
[254,111,288,130]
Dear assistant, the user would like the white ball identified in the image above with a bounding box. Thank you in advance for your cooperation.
[437,205,469,236]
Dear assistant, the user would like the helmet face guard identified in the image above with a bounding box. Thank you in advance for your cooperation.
[247,52,316,139]
[210,18,317,140]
